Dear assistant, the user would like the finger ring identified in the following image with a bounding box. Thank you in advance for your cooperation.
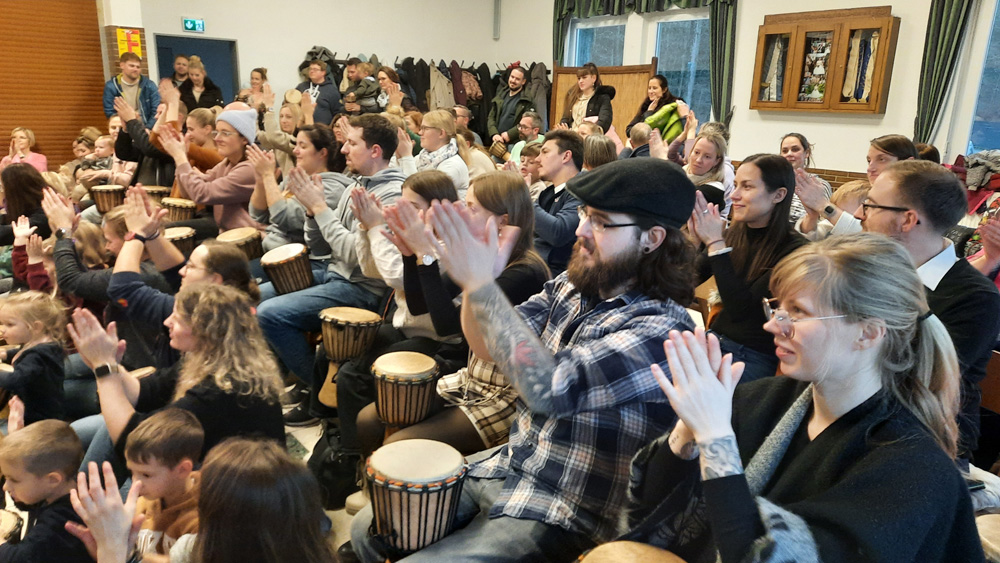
[702,209,709,214]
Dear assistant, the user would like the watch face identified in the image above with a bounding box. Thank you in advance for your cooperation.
[422,254,435,266]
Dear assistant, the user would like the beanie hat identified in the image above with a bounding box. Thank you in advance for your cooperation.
[217,108,257,144]
[566,158,696,229]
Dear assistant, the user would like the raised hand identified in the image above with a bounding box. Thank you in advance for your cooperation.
[113,97,138,123]
[380,205,414,256]
[387,82,404,107]
[426,200,497,292]
[687,190,725,247]
[25,234,46,264]
[7,395,24,433]
[286,167,327,216]
[67,308,124,370]
[384,198,436,258]
[300,91,315,119]
[124,189,165,237]
[157,124,188,162]
[41,188,77,231]
[12,216,36,246]
[649,128,668,160]
[794,168,830,213]
[349,187,384,230]
[66,461,144,563]
[246,144,277,179]
[395,127,413,159]
[261,83,276,109]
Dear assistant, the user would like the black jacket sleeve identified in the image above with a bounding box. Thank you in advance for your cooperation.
[54,239,116,302]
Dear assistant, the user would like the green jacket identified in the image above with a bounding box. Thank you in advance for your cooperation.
[487,86,535,141]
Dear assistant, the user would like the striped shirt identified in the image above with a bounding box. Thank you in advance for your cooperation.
[468,273,694,542]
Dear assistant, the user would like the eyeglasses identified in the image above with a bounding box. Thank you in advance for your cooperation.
[211,130,239,138]
[577,207,639,234]
[418,126,441,133]
[762,297,847,338]
[860,199,909,216]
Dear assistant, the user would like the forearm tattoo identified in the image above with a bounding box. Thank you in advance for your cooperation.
[697,435,744,481]
[669,431,700,460]
[468,282,558,412]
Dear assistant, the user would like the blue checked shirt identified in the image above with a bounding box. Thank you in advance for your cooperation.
[468,273,695,542]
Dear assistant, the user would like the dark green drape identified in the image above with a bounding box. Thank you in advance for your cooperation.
[914,0,974,143]
[552,0,738,123]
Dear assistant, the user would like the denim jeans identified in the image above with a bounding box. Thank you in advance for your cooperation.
[349,451,594,562]
[715,333,779,385]
[71,414,130,496]
[257,268,381,385]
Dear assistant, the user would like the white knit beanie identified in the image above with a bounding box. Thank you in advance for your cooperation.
[217,108,257,144]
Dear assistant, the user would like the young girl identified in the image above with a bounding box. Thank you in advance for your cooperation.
[0,291,68,426]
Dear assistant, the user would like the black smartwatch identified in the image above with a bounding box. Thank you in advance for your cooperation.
[822,204,837,218]
[93,363,118,378]
[55,227,71,240]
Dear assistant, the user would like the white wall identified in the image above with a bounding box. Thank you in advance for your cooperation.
[138,0,557,96]
[728,0,994,172]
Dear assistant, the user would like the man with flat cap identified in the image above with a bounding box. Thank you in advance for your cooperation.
[349,159,700,562]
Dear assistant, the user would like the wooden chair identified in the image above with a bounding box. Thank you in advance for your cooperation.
[981,350,1000,414]
[694,277,719,327]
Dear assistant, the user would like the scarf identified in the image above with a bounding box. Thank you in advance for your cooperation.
[685,162,724,187]
[416,138,459,172]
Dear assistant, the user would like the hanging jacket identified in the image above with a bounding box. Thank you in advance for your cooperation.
[412,59,432,112]
[396,58,420,105]
[449,61,467,106]
[428,65,456,110]
[524,62,552,130]
[297,45,338,82]
[462,70,483,102]
[475,63,496,141]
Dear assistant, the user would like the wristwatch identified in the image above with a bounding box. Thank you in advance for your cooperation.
[822,204,837,218]
[94,363,119,378]
[54,227,71,240]
[125,230,160,243]
[421,253,437,266]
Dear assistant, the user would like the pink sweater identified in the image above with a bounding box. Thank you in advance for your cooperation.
[0,152,48,173]
[174,159,265,232]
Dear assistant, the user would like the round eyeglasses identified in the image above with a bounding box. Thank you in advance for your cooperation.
[762,297,847,338]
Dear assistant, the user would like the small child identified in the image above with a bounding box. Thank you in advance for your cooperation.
[344,62,380,115]
[0,291,67,426]
[0,420,91,561]
[518,143,546,202]
[125,408,204,557]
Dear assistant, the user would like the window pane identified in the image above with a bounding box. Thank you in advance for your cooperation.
[970,7,1000,153]
[575,25,625,67]
[655,19,711,122]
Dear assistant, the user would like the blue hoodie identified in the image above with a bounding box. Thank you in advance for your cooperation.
[103,74,160,128]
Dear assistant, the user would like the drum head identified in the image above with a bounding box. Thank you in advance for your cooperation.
[284,89,303,104]
[92,186,123,192]
[162,197,195,208]
[369,439,464,483]
[217,227,260,243]
[144,186,171,193]
[261,243,306,264]
[320,307,381,324]
[165,227,195,240]
[372,351,437,379]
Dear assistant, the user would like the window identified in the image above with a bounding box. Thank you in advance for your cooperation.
[969,6,1000,153]
[655,18,712,124]
[567,18,626,66]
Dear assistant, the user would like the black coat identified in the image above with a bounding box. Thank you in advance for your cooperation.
[561,84,616,133]
[178,76,226,110]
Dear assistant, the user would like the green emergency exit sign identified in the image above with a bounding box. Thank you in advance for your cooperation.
[182,18,205,33]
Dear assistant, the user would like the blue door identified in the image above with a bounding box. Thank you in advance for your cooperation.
[154,34,239,103]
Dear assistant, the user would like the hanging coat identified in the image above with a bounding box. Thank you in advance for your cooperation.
[412,59,432,112]
[428,65,456,110]
[475,63,496,141]
[450,60,467,106]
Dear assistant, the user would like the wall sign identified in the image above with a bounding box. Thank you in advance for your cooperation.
[182,18,205,33]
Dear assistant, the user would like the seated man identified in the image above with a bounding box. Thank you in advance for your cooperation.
[256,114,405,404]
[533,129,583,276]
[349,158,699,562]
[858,159,1000,461]
[621,123,652,159]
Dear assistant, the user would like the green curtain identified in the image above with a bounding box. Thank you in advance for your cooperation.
[552,0,738,123]
[914,0,974,143]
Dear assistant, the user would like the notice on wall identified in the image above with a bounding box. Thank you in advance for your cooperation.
[116,28,142,57]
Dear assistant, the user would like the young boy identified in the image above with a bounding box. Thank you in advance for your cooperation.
[0,419,91,562]
[343,62,380,115]
[125,408,204,557]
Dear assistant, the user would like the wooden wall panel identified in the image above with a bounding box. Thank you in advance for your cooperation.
[550,60,658,138]
[0,1,109,171]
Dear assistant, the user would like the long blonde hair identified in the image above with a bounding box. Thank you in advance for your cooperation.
[770,233,960,458]
[683,131,727,185]
[172,285,282,403]
[421,109,471,166]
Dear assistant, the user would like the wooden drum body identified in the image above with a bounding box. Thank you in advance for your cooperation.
[217,227,264,260]
[91,186,125,213]
[260,243,313,295]
[165,227,196,256]
[162,197,196,222]
[366,439,466,557]
[144,186,171,206]
[372,352,440,431]
[317,307,382,408]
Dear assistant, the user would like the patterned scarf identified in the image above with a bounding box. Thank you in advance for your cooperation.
[416,138,459,172]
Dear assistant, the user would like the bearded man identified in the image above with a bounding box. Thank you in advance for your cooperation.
[349,158,700,562]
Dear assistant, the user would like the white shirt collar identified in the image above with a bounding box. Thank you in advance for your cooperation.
[553,182,566,195]
[916,239,959,291]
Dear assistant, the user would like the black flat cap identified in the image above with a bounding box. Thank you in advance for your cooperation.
[566,158,696,229]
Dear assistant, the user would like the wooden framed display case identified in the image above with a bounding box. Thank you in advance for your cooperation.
[749,7,900,114]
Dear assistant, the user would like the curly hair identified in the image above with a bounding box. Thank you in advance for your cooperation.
[0,291,68,345]
[172,285,282,403]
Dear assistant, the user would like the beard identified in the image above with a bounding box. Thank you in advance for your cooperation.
[566,238,642,298]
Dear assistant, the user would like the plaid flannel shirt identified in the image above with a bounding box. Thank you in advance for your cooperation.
[468,273,694,542]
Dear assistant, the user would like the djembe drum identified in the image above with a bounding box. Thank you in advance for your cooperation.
[217,227,264,260]
[366,439,466,559]
[162,197,197,223]
[91,186,125,213]
[260,243,313,295]
[164,227,196,256]
[488,140,511,162]
[144,186,171,206]
[316,307,382,408]
[372,351,440,439]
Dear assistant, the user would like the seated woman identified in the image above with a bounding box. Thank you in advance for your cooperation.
[559,62,615,133]
[457,125,498,180]
[1,127,47,173]
[247,124,352,264]
[69,283,284,464]
[0,164,50,245]
[178,55,225,111]
[376,66,417,113]
[687,154,807,383]
[159,106,264,234]
[620,233,981,563]
[680,131,729,211]
[625,74,682,138]
[398,109,471,196]
[779,133,832,223]
[583,134,617,171]
[257,84,312,180]
[356,171,550,456]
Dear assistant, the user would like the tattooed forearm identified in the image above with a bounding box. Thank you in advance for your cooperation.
[697,435,744,481]
[668,431,700,460]
[467,282,558,412]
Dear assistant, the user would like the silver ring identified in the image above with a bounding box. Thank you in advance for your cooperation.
[702,209,709,214]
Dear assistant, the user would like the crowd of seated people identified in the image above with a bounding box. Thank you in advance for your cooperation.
[0,47,996,563]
